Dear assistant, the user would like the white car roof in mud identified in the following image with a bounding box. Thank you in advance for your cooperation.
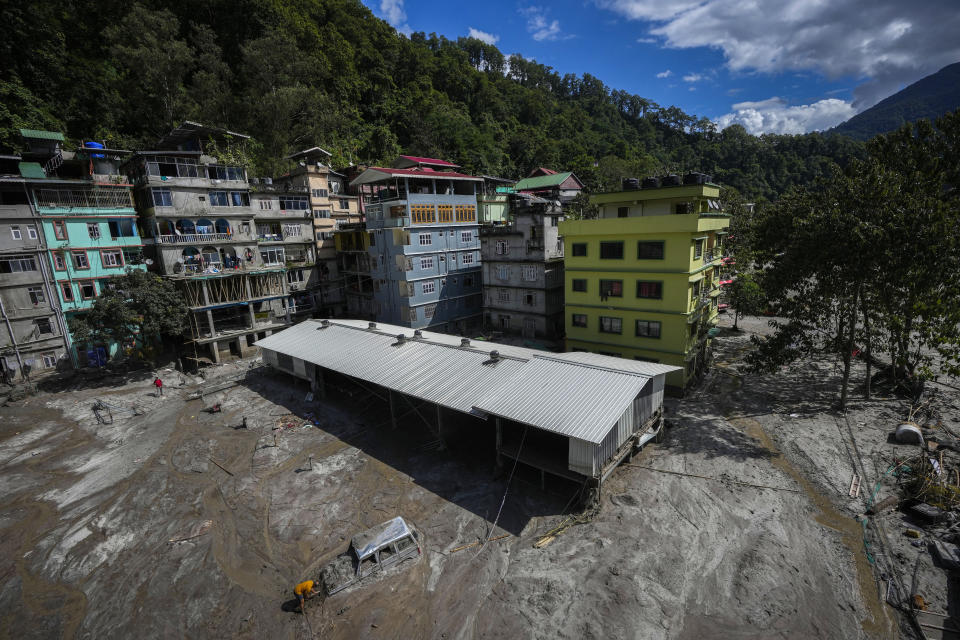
[351,517,414,560]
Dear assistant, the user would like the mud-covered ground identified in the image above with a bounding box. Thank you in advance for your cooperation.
[3,315,949,639]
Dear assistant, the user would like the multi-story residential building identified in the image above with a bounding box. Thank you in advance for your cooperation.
[0,146,70,379]
[14,130,147,369]
[125,122,290,363]
[514,168,584,205]
[560,173,730,392]
[277,147,362,317]
[335,225,375,320]
[477,175,515,224]
[480,194,565,341]
[348,156,484,332]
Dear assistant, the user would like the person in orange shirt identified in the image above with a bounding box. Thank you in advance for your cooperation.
[294,579,319,612]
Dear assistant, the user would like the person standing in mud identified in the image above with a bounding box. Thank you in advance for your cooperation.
[153,377,163,396]
[294,579,319,613]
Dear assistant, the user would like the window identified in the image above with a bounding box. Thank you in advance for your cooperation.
[53,253,66,271]
[72,251,89,269]
[572,314,587,327]
[691,280,702,300]
[101,250,123,267]
[521,265,537,282]
[599,280,623,298]
[411,205,435,224]
[86,223,101,240]
[495,240,508,255]
[524,293,535,305]
[79,280,97,300]
[635,320,662,338]
[438,205,454,222]
[600,241,624,259]
[27,286,44,304]
[462,252,475,265]
[572,279,587,292]
[617,206,629,218]
[497,289,510,302]
[0,255,37,273]
[423,303,437,319]
[313,209,330,218]
[637,241,665,260]
[122,248,143,265]
[259,200,273,210]
[694,239,704,260]
[407,307,419,322]
[260,248,285,265]
[418,233,432,246]
[10,225,21,240]
[60,282,74,302]
[455,205,476,222]
[338,199,349,210]
[572,243,587,257]
[53,220,67,240]
[35,318,52,335]
[461,231,473,243]
[420,257,434,270]
[287,269,305,284]
[496,265,510,281]
[599,316,622,334]
[636,281,663,299]
[209,191,228,206]
[207,165,244,181]
[422,281,436,294]
[108,219,136,238]
[280,196,308,210]
[27,225,38,240]
[311,188,328,198]
[42,352,57,368]
[152,188,172,207]
[283,224,302,237]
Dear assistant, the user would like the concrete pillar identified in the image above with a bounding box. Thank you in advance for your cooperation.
[247,302,256,328]
[436,404,445,449]
[206,309,216,338]
[209,341,220,363]
[495,417,503,467]
[389,390,397,429]
[201,281,211,306]
[315,366,326,399]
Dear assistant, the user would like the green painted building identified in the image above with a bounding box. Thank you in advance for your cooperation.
[560,176,730,391]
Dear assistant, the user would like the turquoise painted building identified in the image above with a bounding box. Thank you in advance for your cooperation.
[18,132,146,365]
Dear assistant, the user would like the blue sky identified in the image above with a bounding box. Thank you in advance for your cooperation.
[365,0,960,134]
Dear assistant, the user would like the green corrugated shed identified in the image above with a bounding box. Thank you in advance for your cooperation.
[18,162,46,179]
[19,128,64,141]
[514,172,573,191]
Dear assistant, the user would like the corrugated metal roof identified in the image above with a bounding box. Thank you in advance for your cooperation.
[256,320,679,445]
[349,167,481,186]
[18,162,46,179]
[515,172,573,191]
[471,358,648,443]
[19,129,64,141]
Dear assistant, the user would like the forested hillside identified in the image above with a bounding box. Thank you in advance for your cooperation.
[1,0,865,200]
[831,62,960,140]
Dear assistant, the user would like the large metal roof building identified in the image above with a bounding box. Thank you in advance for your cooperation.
[256,319,679,487]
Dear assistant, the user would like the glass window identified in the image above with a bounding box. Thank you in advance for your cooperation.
[42,352,57,368]
[209,191,229,206]
[0,255,37,272]
[635,320,662,338]
[27,225,38,240]
[420,256,434,270]
[10,225,21,240]
[599,280,623,297]
[35,318,52,334]
[462,252,475,265]
[495,240,508,255]
[260,248,285,265]
[152,188,172,207]
[53,253,66,270]
[600,241,624,259]
[572,314,587,327]
[279,196,308,210]
[461,231,473,243]
[72,251,89,269]
[87,223,101,240]
[422,281,436,294]
[27,286,44,304]
[313,208,330,218]
[497,289,510,302]
[694,239,704,259]
[418,233,432,246]
[636,281,663,299]
[637,241,665,259]
[572,279,587,292]
[60,282,74,301]
[572,243,587,257]
[101,250,123,267]
[599,316,622,334]
[79,280,97,299]
[53,220,68,240]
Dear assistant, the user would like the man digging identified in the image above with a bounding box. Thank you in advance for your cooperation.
[294,579,319,613]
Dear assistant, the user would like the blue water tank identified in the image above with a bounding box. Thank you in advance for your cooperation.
[83,141,105,159]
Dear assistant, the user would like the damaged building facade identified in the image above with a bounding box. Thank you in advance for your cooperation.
[480,194,565,341]
[256,319,678,493]
[125,122,292,363]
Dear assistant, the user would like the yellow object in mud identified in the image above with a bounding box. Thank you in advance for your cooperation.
[294,580,314,596]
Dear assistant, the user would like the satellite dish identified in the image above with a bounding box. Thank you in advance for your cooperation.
[145,258,154,265]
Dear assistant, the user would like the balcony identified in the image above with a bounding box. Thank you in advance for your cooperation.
[258,233,286,242]
[158,233,234,244]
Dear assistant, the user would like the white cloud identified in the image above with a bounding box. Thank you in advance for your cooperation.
[595,0,960,109]
[682,73,703,83]
[714,97,857,135]
[468,27,499,45]
[379,0,411,34]
[520,6,567,41]
[655,69,672,78]
[636,37,658,44]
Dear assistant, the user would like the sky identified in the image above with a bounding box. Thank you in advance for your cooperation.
[365,0,960,135]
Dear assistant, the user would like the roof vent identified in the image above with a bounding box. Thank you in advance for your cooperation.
[490,350,500,361]
[460,338,471,347]
[413,330,423,338]
[368,322,377,329]
[319,319,330,328]
[392,334,407,347]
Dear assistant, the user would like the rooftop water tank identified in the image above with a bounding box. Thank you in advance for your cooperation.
[622,177,640,191]
[642,177,660,189]
[661,174,681,187]
[83,141,105,159]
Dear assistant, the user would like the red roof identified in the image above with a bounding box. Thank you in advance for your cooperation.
[396,155,459,168]
[350,166,482,186]
[528,167,558,177]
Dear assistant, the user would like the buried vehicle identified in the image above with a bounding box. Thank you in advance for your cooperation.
[321,516,423,596]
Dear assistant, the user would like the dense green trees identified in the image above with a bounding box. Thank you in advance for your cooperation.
[748,114,960,406]
[1,0,863,200]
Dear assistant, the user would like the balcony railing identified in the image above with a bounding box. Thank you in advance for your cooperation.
[158,232,233,244]
[257,233,285,242]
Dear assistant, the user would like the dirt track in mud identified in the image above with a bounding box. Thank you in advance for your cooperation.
[0,317,918,639]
